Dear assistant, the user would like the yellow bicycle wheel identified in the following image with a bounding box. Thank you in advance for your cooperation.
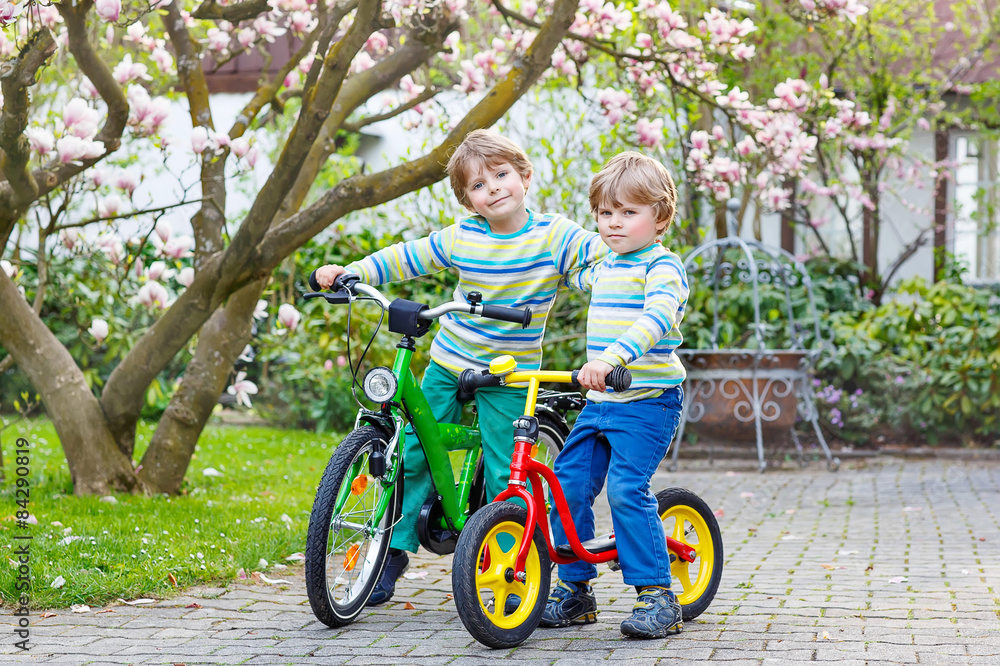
[657,487,723,620]
[452,502,551,648]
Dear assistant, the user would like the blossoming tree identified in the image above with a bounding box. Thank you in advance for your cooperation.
[1,0,870,495]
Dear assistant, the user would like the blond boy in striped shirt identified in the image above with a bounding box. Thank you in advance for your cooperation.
[541,152,689,639]
[314,130,606,604]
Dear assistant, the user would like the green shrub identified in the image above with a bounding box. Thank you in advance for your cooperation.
[818,277,1000,445]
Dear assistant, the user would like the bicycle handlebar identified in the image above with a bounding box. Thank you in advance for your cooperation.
[305,271,533,329]
[459,365,632,395]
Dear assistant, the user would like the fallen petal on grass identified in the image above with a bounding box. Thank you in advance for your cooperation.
[95,609,115,615]
[40,613,57,619]
[99,496,118,505]
[71,604,91,613]
[403,602,416,610]
[202,468,223,478]
[185,603,202,609]
[902,506,922,512]
[259,573,291,585]
[117,598,156,605]
[236,568,247,580]
[887,576,908,584]
[403,571,428,580]
[50,575,66,589]
[285,552,305,563]
[713,508,725,518]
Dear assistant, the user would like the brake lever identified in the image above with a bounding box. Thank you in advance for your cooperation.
[304,290,352,305]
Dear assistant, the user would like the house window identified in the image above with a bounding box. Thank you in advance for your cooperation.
[953,136,1000,282]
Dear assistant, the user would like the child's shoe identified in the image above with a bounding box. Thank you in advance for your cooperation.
[366,549,409,606]
[620,585,683,638]
[539,580,598,627]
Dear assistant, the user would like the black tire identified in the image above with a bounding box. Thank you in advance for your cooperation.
[452,502,552,649]
[656,487,723,621]
[305,426,402,627]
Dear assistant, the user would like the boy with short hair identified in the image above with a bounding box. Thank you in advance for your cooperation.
[314,129,606,605]
[541,151,689,639]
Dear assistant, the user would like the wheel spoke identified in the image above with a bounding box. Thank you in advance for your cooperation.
[675,561,693,593]
[671,517,686,542]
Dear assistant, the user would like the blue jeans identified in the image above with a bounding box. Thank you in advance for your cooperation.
[549,388,683,587]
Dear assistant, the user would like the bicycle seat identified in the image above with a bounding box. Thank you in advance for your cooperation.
[555,531,617,557]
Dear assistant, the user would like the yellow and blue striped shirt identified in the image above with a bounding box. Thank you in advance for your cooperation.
[346,210,606,374]
[580,243,688,403]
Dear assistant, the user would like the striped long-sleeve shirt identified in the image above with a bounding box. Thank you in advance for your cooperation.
[346,210,607,374]
[579,243,689,403]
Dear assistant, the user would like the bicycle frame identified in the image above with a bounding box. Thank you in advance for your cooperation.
[336,338,483,537]
[490,368,698,580]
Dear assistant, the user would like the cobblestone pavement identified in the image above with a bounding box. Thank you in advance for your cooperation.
[4,458,999,665]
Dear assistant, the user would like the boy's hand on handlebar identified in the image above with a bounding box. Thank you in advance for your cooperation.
[315,264,347,290]
[577,359,615,392]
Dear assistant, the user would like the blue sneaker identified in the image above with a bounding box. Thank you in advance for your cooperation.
[366,549,408,606]
[539,580,598,628]
[620,586,683,638]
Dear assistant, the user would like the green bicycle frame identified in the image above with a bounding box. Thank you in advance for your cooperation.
[334,341,482,535]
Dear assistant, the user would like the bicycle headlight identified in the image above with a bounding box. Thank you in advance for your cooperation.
[363,367,398,403]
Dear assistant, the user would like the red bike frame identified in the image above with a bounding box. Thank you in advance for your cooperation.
[493,438,696,579]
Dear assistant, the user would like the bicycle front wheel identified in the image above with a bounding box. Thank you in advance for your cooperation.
[305,426,402,627]
[452,502,551,649]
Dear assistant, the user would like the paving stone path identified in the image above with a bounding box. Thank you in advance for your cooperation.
[3,458,999,665]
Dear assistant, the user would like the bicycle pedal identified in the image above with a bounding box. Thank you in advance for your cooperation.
[608,560,621,572]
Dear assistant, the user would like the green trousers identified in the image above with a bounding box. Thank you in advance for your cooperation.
[389,361,528,553]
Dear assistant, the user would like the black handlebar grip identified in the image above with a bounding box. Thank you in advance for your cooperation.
[569,367,632,392]
[607,366,632,392]
[481,304,532,329]
[458,368,504,395]
[308,269,321,291]
[333,273,360,292]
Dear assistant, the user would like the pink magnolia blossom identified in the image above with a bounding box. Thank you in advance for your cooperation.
[94,0,121,22]
[230,136,251,159]
[324,359,334,371]
[162,235,194,259]
[63,99,100,139]
[177,266,195,287]
[636,118,663,148]
[57,136,105,163]
[191,126,209,154]
[155,219,172,243]
[59,228,83,250]
[227,372,258,408]
[137,281,170,309]
[115,170,139,196]
[278,303,300,331]
[206,28,230,53]
[146,260,171,281]
[0,0,22,24]
[88,319,109,344]
[244,145,260,168]
[689,130,711,151]
[98,194,123,218]
[112,54,152,85]
[253,299,268,320]
[25,127,55,156]
[1,259,14,278]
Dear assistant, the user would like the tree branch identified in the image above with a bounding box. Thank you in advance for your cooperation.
[0,29,57,233]
[192,0,271,22]
[342,86,440,132]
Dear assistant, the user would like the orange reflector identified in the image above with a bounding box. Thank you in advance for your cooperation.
[350,474,368,495]
[530,444,538,458]
[344,544,360,571]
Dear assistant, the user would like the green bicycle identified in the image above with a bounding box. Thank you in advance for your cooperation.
[301,273,567,627]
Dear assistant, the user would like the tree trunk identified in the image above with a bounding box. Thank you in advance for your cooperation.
[139,280,263,493]
[0,272,143,495]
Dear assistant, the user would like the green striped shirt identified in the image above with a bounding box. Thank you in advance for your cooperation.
[579,243,688,403]
[346,210,607,374]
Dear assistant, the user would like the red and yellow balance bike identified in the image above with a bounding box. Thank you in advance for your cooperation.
[451,355,724,648]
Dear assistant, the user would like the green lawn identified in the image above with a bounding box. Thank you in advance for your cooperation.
[0,418,343,609]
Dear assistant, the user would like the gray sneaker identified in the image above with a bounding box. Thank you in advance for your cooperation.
[620,586,683,638]
[539,580,598,628]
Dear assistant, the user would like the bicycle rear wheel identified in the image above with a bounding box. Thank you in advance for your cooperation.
[305,426,402,627]
[657,487,723,621]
